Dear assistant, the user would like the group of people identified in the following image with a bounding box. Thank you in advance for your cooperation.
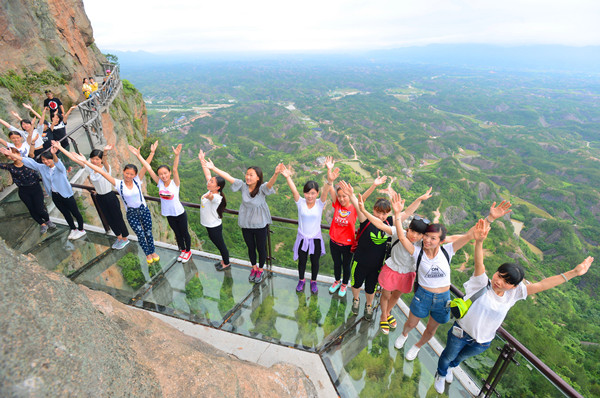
[0,128,593,392]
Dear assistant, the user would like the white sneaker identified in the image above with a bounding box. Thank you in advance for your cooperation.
[394,333,408,350]
[72,230,87,240]
[434,372,445,394]
[405,345,420,361]
[446,367,455,383]
[177,251,185,262]
[67,230,76,240]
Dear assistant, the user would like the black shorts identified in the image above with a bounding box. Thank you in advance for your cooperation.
[351,260,381,294]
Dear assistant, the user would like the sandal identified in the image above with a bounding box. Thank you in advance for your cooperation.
[387,315,397,329]
[380,321,390,335]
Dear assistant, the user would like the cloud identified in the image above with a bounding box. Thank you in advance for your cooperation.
[83,0,600,52]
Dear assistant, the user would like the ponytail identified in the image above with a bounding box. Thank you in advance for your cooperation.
[215,176,227,219]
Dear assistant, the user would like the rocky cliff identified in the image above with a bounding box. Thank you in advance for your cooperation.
[0,239,316,397]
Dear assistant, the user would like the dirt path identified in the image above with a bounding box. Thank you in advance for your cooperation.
[345,135,358,160]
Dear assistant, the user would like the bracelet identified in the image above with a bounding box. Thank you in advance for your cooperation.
[560,273,569,282]
[325,180,333,186]
[486,216,494,224]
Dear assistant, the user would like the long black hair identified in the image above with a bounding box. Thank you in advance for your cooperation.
[215,176,227,219]
[248,166,263,198]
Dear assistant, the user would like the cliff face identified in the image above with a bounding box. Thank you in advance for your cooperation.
[0,0,104,102]
[0,0,148,189]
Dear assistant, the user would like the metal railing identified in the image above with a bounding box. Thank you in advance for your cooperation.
[69,181,582,398]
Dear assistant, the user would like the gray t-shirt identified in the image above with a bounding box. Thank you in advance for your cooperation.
[385,226,417,274]
[231,178,275,228]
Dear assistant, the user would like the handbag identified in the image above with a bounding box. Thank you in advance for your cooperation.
[448,281,490,319]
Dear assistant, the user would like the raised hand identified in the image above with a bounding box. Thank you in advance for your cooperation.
[72,152,87,163]
[275,162,285,174]
[202,158,215,170]
[474,219,491,242]
[324,156,335,170]
[103,144,113,152]
[150,140,159,153]
[22,103,33,110]
[489,200,512,221]
[418,187,433,202]
[172,143,182,156]
[391,192,405,214]
[127,145,140,156]
[338,180,354,196]
[198,149,206,162]
[357,193,366,212]
[10,110,20,119]
[51,140,62,149]
[280,164,293,178]
[373,170,387,186]
[572,256,594,277]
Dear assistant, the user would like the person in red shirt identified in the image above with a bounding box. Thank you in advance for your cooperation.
[325,157,387,298]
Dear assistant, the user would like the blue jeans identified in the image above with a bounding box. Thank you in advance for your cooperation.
[409,286,451,324]
[437,322,491,377]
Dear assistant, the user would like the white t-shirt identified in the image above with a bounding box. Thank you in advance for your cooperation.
[385,226,417,274]
[11,126,44,148]
[412,242,455,289]
[85,164,113,195]
[7,142,30,158]
[201,191,223,228]
[296,198,325,238]
[114,176,146,209]
[158,179,184,217]
[457,273,527,343]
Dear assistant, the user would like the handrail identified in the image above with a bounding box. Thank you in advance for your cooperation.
[34,64,121,160]
[70,181,581,398]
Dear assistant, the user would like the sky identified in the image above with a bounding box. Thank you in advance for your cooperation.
[83,0,600,53]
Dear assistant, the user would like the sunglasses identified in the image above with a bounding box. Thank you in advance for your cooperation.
[413,215,430,224]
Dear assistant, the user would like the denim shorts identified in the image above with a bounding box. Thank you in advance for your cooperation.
[409,285,451,324]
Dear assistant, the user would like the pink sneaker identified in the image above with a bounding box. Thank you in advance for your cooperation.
[181,251,192,263]
[248,269,257,282]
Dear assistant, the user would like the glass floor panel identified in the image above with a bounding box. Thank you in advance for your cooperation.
[219,273,356,352]
[25,226,115,276]
[134,257,256,327]
[322,305,472,398]
[72,241,179,303]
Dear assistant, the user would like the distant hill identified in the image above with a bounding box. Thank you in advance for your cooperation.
[110,44,600,74]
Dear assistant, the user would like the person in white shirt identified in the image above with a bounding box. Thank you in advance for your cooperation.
[131,144,192,263]
[198,150,230,271]
[434,220,593,393]
[281,164,331,295]
[73,142,159,264]
[56,144,130,249]
[394,201,513,362]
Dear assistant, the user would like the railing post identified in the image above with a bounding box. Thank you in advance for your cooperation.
[479,342,519,397]
[266,224,273,273]
[89,191,111,233]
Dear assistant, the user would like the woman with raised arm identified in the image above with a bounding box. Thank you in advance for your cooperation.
[0,147,53,233]
[281,163,330,294]
[198,150,230,271]
[338,178,392,321]
[325,158,386,298]
[433,220,593,393]
[131,144,192,263]
[1,108,44,159]
[6,141,86,239]
[202,157,284,284]
[55,144,129,249]
[0,131,34,158]
[393,201,513,362]
[357,188,432,334]
[72,141,159,263]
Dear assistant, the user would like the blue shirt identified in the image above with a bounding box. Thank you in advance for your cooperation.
[22,157,73,198]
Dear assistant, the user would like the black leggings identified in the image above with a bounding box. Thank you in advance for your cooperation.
[18,184,49,225]
[242,226,268,268]
[167,211,191,251]
[96,191,128,238]
[206,224,230,264]
[298,239,322,281]
[52,192,84,230]
[330,240,353,284]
